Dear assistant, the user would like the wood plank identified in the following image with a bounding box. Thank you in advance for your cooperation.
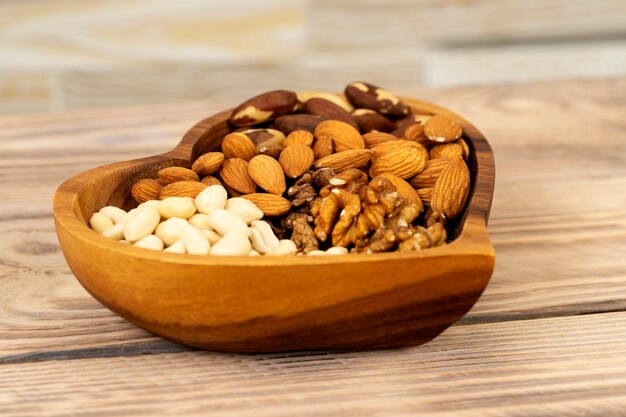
[0,0,306,71]
[1,313,626,416]
[403,79,626,149]
[422,40,626,86]
[55,63,422,111]
[0,73,53,114]
[310,0,626,49]
[0,0,307,113]
[0,79,625,357]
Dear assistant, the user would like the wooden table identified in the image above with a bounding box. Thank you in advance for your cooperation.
[1,79,625,416]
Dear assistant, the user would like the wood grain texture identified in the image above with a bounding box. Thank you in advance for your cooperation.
[0,0,306,70]
[2,313,626,416]
[1,79,626,414]
[0,73,53,114]
[423,40,626,86]
[55,64,422,111]
[310,0,626,49]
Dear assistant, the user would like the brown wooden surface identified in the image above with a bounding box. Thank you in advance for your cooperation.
[1,78,626,415]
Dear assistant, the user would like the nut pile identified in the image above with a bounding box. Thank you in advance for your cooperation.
[89,186,332,256]
[90,82,472,256]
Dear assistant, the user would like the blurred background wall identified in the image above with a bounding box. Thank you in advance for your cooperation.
[1,0,625,115]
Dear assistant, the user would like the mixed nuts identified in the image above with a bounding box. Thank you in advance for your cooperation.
[90,82,472,256]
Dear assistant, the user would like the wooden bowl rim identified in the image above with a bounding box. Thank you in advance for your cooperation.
[53,97,495,266]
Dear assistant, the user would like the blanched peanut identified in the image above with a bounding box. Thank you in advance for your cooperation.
[158,197,196,219]
[249,228,268,254]
[155,217,188,246]
[102,208,138,240]
[210,232,251,256]
[102,222,125,240]
[121,208,138,222]
[251,220,280,243]
[266,239,298,256]
[93,190,308,255]
[124,206,161,242]
[249,220,280,254]
[326,246,349,255]
[188,213,212,230]
[164,240,186,254]
[207,209,250,236]
[195,185,227,214]
[201,229,222,245]
[180,225,211,255]
[98,206,127,224]
[225,198,263,224]
[307,246,349,256]
[138,200,161,209]
[89,212,114,233]
[133,235,164,251]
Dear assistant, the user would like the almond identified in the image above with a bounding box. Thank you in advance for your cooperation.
[132,179,163,203]
[241,193,291,216]
[362,131,396,149]
[371,139,423,156]
[191,152,224,175]
[200,175,222,187]
[221,132,257,161]
[314,120,364,152]
[312,136,333,159]
[391,114,432,138]
[220,158,257,194]
[403,123,429,146]
[431,156,470,219]
[158,181,207,200]
[157,166,199,184]
[314,149,372,171]
[370,142,428,179]
[424,114,463,143]
[223,183,244,197]
[377,173,423,210]
[417,188,432,206]
[429,142,463,159]
[248,155,286,195]
[457,138,470,161]
[279,144,315,178]
[284,130,314,147]
[409,158,451,189]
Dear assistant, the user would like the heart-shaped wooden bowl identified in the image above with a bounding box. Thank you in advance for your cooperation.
[53,98,495,353]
